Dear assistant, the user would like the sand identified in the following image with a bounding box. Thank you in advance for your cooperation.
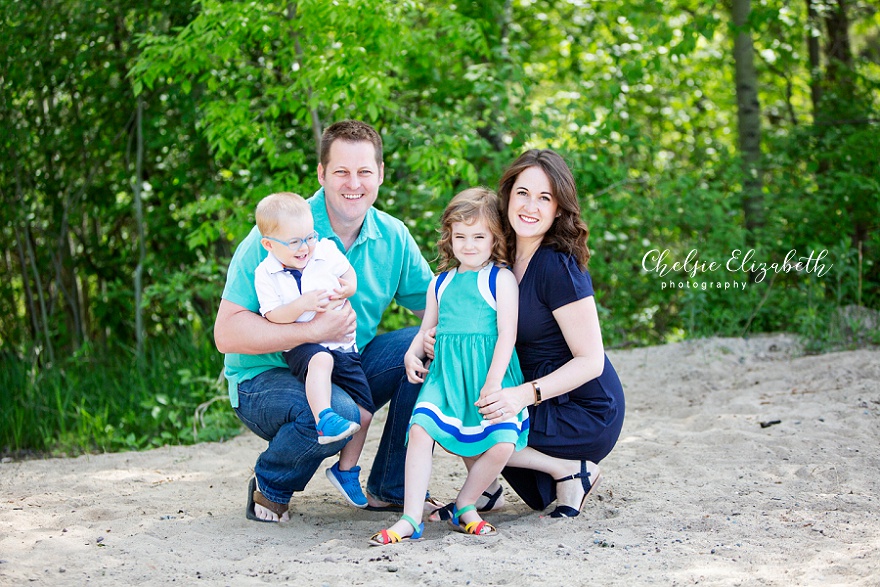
[2,335,879,586]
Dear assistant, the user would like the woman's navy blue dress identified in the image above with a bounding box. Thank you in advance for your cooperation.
[501,245,625,510]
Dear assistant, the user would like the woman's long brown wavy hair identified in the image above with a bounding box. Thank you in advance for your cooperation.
[435,187,510,272]
[498,149,590,269]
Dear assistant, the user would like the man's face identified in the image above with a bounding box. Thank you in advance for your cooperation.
[317,140,384,228]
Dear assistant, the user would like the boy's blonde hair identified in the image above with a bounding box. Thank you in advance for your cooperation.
[436,187,510,272]
[255,192,311,236]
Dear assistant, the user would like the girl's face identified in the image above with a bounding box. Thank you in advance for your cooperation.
[451,217,494,272]
[508,166,558,242]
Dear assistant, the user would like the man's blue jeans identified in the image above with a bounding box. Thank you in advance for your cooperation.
[234,327,420,506]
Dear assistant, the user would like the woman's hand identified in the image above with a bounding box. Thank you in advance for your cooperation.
[476,383,532,425]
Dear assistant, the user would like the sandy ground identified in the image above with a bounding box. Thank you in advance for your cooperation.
[1,335,879,587]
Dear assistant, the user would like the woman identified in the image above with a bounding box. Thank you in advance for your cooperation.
[473,149,626,517]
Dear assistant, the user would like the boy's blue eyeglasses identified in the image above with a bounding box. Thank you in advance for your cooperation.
[265,231,319,251]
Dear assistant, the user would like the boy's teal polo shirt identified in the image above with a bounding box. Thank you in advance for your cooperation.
[221,188,432,407]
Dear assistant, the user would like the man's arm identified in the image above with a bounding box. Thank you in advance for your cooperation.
[392,221,433,317]
[214,298,355,355]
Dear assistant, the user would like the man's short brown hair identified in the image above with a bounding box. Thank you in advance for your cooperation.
[320,120,383,169]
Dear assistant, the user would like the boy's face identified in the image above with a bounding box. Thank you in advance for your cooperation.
[261,213,317,270]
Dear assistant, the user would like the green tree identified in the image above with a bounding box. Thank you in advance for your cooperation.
[731,0,765,242]
[3,0,878,455]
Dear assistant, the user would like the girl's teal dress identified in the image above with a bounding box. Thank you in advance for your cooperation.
[410,264,529,457]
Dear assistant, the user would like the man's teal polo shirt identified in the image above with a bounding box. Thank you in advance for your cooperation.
[221,188,432,407]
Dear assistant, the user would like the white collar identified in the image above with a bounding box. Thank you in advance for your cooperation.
[263,253,289,275]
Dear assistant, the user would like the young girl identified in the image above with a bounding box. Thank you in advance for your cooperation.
[369,187,529,545]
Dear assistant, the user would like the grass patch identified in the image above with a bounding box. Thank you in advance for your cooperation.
[3,299,876,459]
[1,329,241,457]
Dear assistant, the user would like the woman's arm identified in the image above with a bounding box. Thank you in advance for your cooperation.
[477,295,605,423]
[214,298,355,355]
[534,295,605,394]
[479,268,519,398]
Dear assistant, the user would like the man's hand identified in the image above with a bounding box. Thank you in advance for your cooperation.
[309,301,356,344]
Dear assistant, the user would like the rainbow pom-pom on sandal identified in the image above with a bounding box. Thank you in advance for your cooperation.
[447,504,497,536]
[368,514,424,546]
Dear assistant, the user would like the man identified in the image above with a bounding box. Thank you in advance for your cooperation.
[215,120,433,521]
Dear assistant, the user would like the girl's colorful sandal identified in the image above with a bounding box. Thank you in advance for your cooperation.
[430,486,503,522]
[447,504,498,536]
[368,513,425,546]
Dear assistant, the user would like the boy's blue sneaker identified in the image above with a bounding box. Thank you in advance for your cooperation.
[316,408,360,445]
[325,462,368,508]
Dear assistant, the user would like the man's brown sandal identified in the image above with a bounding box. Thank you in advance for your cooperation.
[246,476,288,522]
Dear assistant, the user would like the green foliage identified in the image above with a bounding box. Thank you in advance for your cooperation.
[0,329,238,456]
[2,0,879,455]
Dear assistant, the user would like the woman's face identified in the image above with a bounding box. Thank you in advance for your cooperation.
[507,166,558,241]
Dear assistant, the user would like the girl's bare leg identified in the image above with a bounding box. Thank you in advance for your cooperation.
[427,455,506,522]
[461,456,506,510]
[455,443,514,527]
[383,425,434,538]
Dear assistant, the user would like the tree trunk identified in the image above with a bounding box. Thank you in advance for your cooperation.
[134,97,146,358]
[14,164,55,364]
[87,188,107,347]
[805,0,823,120]
[826,2,866,249]
[474,0,514,152]
[52,199,83,350]
[823,0,853,87]
[818,2,866,249]
[23,223,56,366]
[731,0,764,241]
[288,2,322,160]
[13,223,40,343]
